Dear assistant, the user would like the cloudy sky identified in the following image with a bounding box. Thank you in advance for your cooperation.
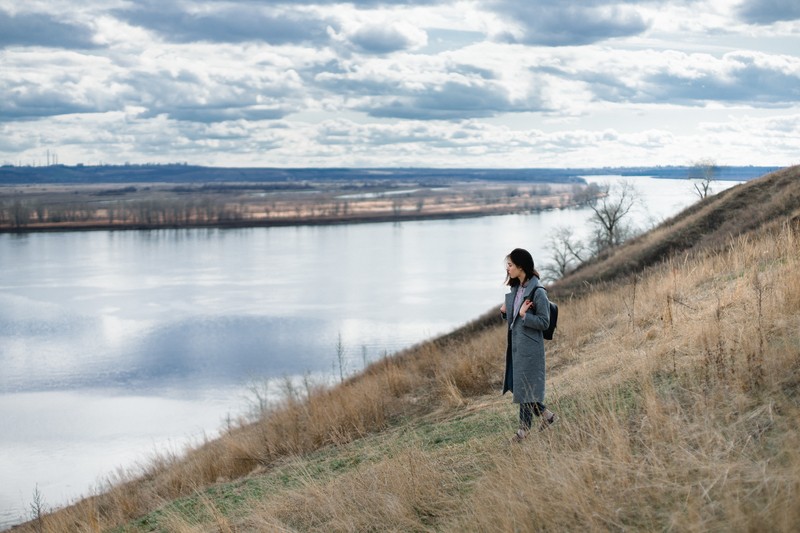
[1,0,799,168]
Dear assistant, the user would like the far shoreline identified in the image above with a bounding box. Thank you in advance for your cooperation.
[2,165,779,234]
[0,178,589,234]
[0,202,574,234]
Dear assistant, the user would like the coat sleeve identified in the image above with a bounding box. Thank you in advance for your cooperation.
[521,287,550,332]
[502,291,513,325]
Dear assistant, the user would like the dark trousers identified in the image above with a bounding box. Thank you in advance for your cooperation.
[520,402,547,430]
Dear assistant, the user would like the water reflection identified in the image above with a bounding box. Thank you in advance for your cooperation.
[0,388,244,529]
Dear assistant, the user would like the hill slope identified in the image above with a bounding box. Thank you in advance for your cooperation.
[552,165,800,297]
[12,166,800,533]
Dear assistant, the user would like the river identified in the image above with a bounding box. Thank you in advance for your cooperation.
[0,175,741,528]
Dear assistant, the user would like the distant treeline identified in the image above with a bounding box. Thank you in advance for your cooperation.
[0,197,251,230]
[0,164,782,185]
[0,178,587,231]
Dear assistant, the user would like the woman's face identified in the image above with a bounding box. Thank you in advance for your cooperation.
[506,259,525,282]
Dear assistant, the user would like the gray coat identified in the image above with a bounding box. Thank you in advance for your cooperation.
[502,280,550,404]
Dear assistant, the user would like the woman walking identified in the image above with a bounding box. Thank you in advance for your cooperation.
[500,248,558,442]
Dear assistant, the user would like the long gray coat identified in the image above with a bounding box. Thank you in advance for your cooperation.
[502,280,550,404]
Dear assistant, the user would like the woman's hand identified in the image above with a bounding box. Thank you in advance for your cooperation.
[519,299,533,317]
[500,303,507,314]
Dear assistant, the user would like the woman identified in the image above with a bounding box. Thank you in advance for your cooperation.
[500,248,558,442]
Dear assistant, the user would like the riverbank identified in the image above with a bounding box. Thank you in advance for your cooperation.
[0,180,588,233]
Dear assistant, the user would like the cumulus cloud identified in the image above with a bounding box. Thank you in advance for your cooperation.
[113,2,333,45]
[642,51,800,105]
[1,0,799,167]
[311,46,552,120]
[0,84,98,120]
[118,66,299,123]
[344,21,428,54]
[1,30,317,123]
[737,0,800,24]
[0,51,122,121]
[487,1,649,46]
[538,48,800,107]
[0,9,99,49]
[364,80,531,120]
[314,69,510,120]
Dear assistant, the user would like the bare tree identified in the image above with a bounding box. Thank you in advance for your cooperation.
[543,225,588,280]
[688,158,718,199]
[336,332,346,382]
[588,179,639,251]
[30,484,47,533]
[10,200,31,229]
[34,202,46,223]
[571,182,603,206]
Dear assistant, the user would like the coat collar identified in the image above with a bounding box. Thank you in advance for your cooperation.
[509,279,542,298]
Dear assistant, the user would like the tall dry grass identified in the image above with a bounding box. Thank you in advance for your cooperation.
[244,446,468,532]
[448,220,800,533]
[13,220,799,532]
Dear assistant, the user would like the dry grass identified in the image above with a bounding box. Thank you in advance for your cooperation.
[245,447,465,532]
[12,187,800,532]
[445,218,800,533]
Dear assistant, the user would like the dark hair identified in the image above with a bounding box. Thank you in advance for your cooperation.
[505,248,540,286]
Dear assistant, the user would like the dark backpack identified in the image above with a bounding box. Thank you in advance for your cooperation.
[533,286,558,340]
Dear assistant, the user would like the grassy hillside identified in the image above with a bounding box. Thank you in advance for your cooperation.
[14,166,800,532]
[554,165,800,296]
